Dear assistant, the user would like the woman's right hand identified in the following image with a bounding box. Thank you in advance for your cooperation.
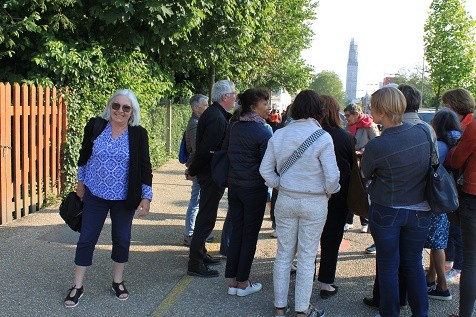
[76,182,85,201]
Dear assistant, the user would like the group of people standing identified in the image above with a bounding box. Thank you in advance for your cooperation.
[63,80,475,317]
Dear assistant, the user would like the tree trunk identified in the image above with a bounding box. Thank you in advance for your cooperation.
[208,65,215,103]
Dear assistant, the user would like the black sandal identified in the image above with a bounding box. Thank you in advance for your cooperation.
[64,285,84,308]
[112,281,129,300]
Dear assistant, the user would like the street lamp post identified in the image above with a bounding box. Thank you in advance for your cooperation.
[421,47,426,106]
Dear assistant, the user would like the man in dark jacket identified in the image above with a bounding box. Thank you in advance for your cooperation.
[186,80,235,277]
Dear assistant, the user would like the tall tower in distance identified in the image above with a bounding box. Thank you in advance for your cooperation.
[345,38,358,104]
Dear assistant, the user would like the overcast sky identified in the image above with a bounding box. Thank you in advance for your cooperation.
[301,0,476,97]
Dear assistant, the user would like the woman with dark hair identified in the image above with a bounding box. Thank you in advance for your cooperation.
[316,95,353,299]
[260,90,340,317]
[442,88,474,287]
[445,108,476,317]
[225,88,272,297]
[361,87,432,317]
[425,108,462,301]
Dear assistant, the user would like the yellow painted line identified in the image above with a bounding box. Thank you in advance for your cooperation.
[151,274,192,317]
[151,240,220,317]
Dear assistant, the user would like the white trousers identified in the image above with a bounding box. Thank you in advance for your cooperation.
[273,191,328,312]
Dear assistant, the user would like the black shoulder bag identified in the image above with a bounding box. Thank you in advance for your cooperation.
[419,124,459,214]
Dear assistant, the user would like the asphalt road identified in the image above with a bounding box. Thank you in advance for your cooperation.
[0,160,463,317]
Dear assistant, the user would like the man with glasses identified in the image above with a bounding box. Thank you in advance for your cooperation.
[186,80,236,277]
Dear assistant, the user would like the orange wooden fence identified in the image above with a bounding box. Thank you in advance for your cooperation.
[0,83,66,225]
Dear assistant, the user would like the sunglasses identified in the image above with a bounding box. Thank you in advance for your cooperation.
[111,102,132,113]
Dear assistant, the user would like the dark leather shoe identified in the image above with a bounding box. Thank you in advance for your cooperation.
[320,285,338,299]
[363,296,379,308]
[203,254,221,266]
[187,263,219,278]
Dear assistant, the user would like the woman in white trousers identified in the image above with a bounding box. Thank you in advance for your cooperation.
[260,90,340,317]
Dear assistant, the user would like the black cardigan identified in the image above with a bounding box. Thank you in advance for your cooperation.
[77,117,153,210]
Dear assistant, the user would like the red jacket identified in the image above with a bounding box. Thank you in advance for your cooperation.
[445,120,476,195]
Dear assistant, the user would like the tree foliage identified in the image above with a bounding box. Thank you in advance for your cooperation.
[424,0,476,108]
[310,71,346,106]
[0,0,317,95]
[0,0,318,192]
[394,66,436,107]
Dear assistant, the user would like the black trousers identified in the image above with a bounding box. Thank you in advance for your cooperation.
[346,211,369,226]
[188,175,225,268]
[318,190,349,284]
[225,185,267,282]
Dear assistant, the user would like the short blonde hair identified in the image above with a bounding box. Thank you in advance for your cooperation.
[370,87,406,124]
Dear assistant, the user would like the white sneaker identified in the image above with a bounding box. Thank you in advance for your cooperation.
[270,230,278,238]
[361,225,369,233]
[228,286,238,295]
[344,223,353,231]
[236,282,262,296]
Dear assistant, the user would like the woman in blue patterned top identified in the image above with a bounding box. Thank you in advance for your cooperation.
[64,89,153,308]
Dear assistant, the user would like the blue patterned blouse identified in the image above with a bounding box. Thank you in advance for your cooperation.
[77,122,153,202]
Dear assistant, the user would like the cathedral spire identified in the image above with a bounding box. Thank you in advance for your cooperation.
[346,38,358,104]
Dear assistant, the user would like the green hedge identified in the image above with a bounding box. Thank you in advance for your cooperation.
[142,103,191,167]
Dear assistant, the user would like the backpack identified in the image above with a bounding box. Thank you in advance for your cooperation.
[178,131,189,164]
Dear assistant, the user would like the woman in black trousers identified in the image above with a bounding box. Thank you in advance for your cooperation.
[224,88,272,297]
[316,95,353,298]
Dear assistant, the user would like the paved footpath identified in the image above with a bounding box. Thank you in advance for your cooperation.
[0,160,461,317]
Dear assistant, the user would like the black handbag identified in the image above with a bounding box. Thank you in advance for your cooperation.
[420,125,459,214]
[211,149,229,187]
[59,192,83,232]
[348,150,369,217]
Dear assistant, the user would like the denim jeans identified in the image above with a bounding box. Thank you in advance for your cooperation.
[184,178,200,236]
[458,193,476,317]
[369,203,431,317]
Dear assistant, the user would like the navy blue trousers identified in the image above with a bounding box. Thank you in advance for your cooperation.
[75,188,135,266]
[225,185,267,282]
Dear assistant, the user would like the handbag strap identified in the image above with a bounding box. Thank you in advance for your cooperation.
[418,123,439,166]
[279,129,326,175]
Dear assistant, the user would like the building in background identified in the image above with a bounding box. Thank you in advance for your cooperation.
[382,75,396,87]
[345,38,358,104]
[270,88,292,112]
